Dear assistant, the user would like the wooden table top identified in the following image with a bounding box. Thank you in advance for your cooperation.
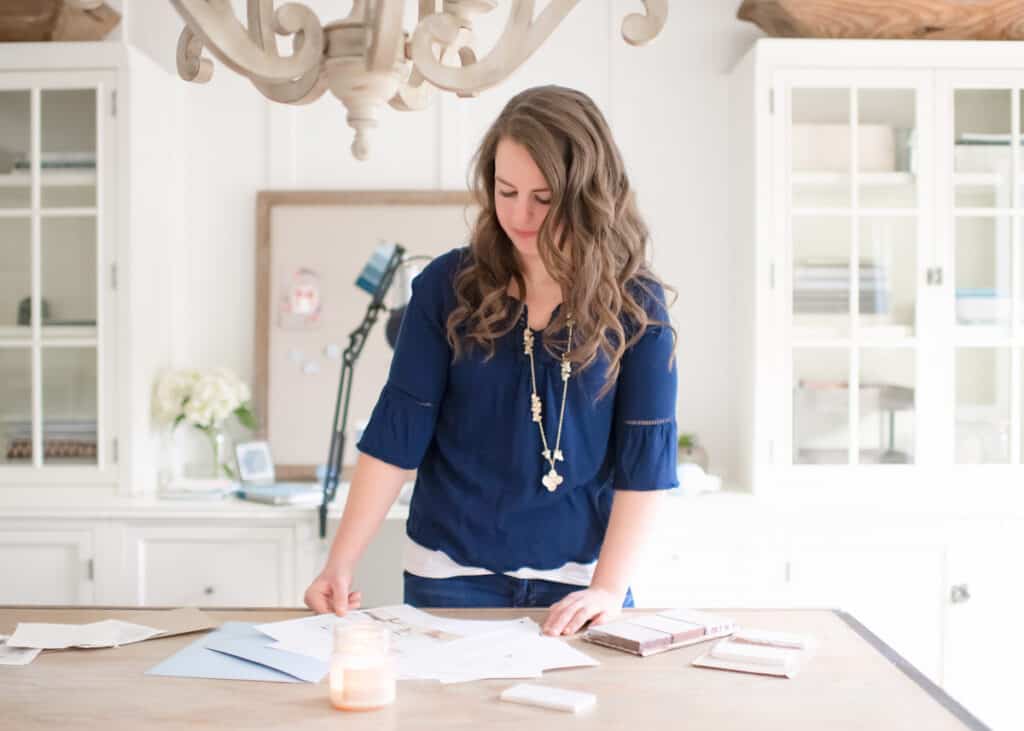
[0,606,987,731]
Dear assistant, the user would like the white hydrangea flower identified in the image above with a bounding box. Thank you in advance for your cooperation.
[185,368,246,429]
[152,369,199,423]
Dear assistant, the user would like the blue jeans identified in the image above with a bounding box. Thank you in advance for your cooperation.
[403,571,635,609]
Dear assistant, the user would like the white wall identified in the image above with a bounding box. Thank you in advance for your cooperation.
[129,2,763,486]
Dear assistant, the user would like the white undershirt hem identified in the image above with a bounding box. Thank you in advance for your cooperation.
[403,535,596,588]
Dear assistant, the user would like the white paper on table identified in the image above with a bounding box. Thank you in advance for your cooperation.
[7,620,164,650]
[259,605,595,684]
[0,635,42,666]
[406,625,598,684]
[257,612,374,662]
[258,605,535,666]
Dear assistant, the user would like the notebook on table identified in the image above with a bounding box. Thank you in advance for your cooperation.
[233,440,323,506]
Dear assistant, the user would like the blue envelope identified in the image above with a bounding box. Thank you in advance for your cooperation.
[146,621,326,683]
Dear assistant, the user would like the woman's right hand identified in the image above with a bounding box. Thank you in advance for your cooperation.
[303,565,363,616]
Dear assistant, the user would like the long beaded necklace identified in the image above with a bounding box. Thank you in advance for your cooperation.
[522,314,573,492]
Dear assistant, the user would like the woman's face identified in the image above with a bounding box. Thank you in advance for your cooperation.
[494,137,552,259]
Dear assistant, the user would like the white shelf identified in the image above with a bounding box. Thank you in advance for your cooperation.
[791,171,1015,189]
[0,170,96,188]
[792,172,915,187]
[0,325,98,340]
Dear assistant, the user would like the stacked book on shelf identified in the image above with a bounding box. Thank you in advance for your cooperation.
[4,419,97,461]
[793,258,890,315]
[11,151,96,171]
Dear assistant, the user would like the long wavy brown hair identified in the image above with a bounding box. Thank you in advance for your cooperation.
[446,85,676,398]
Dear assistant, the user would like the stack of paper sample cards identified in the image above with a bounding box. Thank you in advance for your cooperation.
[581,609,735,657]
[692,628,814,678]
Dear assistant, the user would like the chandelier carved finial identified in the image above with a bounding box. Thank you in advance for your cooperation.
[170,1,668,161]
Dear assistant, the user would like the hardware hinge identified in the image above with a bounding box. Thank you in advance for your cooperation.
[111,89,117,117]
[926,267,943,286]
[769,88,774,115]
[111,262,118,290]
[86,558,94,582]
[770,260,776,290]
[112,438,118,463]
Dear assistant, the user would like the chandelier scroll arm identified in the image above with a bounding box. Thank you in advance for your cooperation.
[621,0,668,46]
[176,27,215,83]
[170,0,324,85]
[251,2,328,105]
[409,0,582,95]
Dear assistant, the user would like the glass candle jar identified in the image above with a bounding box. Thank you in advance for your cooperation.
[329,623,396,711]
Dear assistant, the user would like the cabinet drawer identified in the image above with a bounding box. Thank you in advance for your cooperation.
[123,523,295,607]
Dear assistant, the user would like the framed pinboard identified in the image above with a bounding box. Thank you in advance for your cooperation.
[254,190,475,479]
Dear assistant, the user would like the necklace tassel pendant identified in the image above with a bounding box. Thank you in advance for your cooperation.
[542,467,563,492]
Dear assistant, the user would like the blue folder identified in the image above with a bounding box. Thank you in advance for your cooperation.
[145,621,326,683]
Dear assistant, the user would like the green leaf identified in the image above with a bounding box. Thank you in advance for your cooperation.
[172,414,185,429]
[235,404,258,431]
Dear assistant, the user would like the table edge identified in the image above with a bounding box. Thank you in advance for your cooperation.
[832,609,990,731]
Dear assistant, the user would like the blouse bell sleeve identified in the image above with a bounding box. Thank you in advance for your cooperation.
[611,284,679,491]
[356,257,452,470]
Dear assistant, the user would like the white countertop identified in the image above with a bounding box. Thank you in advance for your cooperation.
[1,481,1023,520]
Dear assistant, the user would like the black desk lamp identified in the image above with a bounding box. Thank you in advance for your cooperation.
[318,244,430,538]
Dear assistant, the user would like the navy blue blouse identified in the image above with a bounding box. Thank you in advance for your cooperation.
[357,247,678,575]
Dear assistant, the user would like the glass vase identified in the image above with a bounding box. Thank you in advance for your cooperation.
[202,426,235,480]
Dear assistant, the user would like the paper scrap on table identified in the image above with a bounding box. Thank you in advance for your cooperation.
[0,635,42,666]
[257,604,598,683]
[7,620,164,650]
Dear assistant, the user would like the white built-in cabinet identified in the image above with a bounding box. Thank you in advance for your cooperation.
[731,39,1024,490]
[0,42,178,495]
[728,39,1024,731]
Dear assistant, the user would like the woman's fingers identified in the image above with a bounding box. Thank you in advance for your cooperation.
[303,581,330,614]
[543,594,583,635]
[560,604,595,636]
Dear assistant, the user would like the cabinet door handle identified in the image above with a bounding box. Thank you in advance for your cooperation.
[203,586,215,596]
[950,583,971,604]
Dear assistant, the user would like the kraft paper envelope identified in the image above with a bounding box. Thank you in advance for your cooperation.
[7,607,217,651]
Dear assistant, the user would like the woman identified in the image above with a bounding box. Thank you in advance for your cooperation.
[304,85,678,636]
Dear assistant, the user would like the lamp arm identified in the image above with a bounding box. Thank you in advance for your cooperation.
[319,245,406,538]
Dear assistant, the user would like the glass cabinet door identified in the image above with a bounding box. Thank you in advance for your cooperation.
[0,80,104,469]
[782,74,927,466]
[943,78,1024,464]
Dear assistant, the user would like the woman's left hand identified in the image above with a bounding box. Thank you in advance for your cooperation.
[541,586,623,636]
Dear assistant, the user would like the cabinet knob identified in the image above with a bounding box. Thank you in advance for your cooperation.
[950,584,971,604]
[203,586,215,596]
